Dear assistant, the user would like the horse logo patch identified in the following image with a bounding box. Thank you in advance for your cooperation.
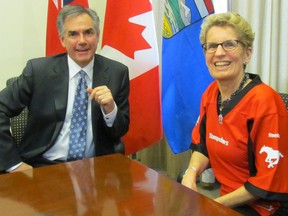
[260,145,284,168]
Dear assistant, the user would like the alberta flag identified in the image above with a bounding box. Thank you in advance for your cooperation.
[101,0,162,154]
[46,0,89,56]
[162,0,215,154]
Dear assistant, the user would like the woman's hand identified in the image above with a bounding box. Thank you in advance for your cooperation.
[181,167,198,191]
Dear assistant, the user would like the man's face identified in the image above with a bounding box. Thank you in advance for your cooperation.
[60,13,99,68]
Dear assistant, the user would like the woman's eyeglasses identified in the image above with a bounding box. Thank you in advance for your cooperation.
[202,40,242,54]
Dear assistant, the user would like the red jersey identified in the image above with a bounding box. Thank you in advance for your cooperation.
[191,73,288,215]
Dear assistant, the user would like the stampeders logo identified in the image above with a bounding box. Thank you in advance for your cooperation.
[209,133,229,146]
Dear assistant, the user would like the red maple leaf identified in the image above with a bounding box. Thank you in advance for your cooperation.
[102,0,152,59]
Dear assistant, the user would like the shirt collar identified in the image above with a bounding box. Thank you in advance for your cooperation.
[67,55,94,81]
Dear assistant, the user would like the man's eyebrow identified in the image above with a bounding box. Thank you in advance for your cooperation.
[85,28,95,32]
[67,28,95,33]
[67,30,77,34]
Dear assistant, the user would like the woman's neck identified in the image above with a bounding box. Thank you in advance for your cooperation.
[218,73,247,101]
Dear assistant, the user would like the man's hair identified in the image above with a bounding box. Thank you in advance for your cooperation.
[57,5,100,38]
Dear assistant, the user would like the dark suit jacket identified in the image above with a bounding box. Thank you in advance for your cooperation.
[0,53,130,171]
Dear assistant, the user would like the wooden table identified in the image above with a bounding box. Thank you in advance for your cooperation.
[0,154,241,215]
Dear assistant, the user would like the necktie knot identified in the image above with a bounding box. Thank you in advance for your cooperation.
[79,70,86,79]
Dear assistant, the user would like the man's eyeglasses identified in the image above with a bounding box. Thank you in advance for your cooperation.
[202,40,242,54]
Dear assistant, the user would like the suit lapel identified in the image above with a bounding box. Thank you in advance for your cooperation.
[49,55,69,143]
[51,55,69,116]
[92,55,109,87]
[91,55,110,123]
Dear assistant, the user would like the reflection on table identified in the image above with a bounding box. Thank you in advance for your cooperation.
[0,154,242,215]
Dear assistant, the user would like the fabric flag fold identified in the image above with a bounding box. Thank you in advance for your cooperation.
[46,0,89,57]
[101,0,162,155]
[162,0,215,154]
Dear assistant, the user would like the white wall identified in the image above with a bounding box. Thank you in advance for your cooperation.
[1,1,46,89]
[0,0,106,90]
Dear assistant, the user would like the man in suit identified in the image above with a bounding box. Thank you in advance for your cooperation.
[0,5,130,173]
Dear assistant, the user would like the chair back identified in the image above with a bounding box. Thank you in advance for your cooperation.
[279,93,288,110]
[6,77,28,146]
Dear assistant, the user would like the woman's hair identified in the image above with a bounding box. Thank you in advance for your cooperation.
[200,12,255,49]
[57,5,100,38]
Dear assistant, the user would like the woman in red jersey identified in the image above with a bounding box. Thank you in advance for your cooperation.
[181,12,288,216]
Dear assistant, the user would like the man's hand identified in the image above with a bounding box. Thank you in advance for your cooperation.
[87,86,115,114]
[10,163,33,173]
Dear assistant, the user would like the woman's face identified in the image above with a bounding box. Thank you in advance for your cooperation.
[204,25,252,81]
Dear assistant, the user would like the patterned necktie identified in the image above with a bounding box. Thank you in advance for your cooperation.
[68,70,88,161]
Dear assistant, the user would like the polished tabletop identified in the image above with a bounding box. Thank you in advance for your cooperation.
[0,154,241,215]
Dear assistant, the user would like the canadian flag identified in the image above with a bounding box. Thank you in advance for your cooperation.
[101,0,163,154]
[46,0,89,56]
